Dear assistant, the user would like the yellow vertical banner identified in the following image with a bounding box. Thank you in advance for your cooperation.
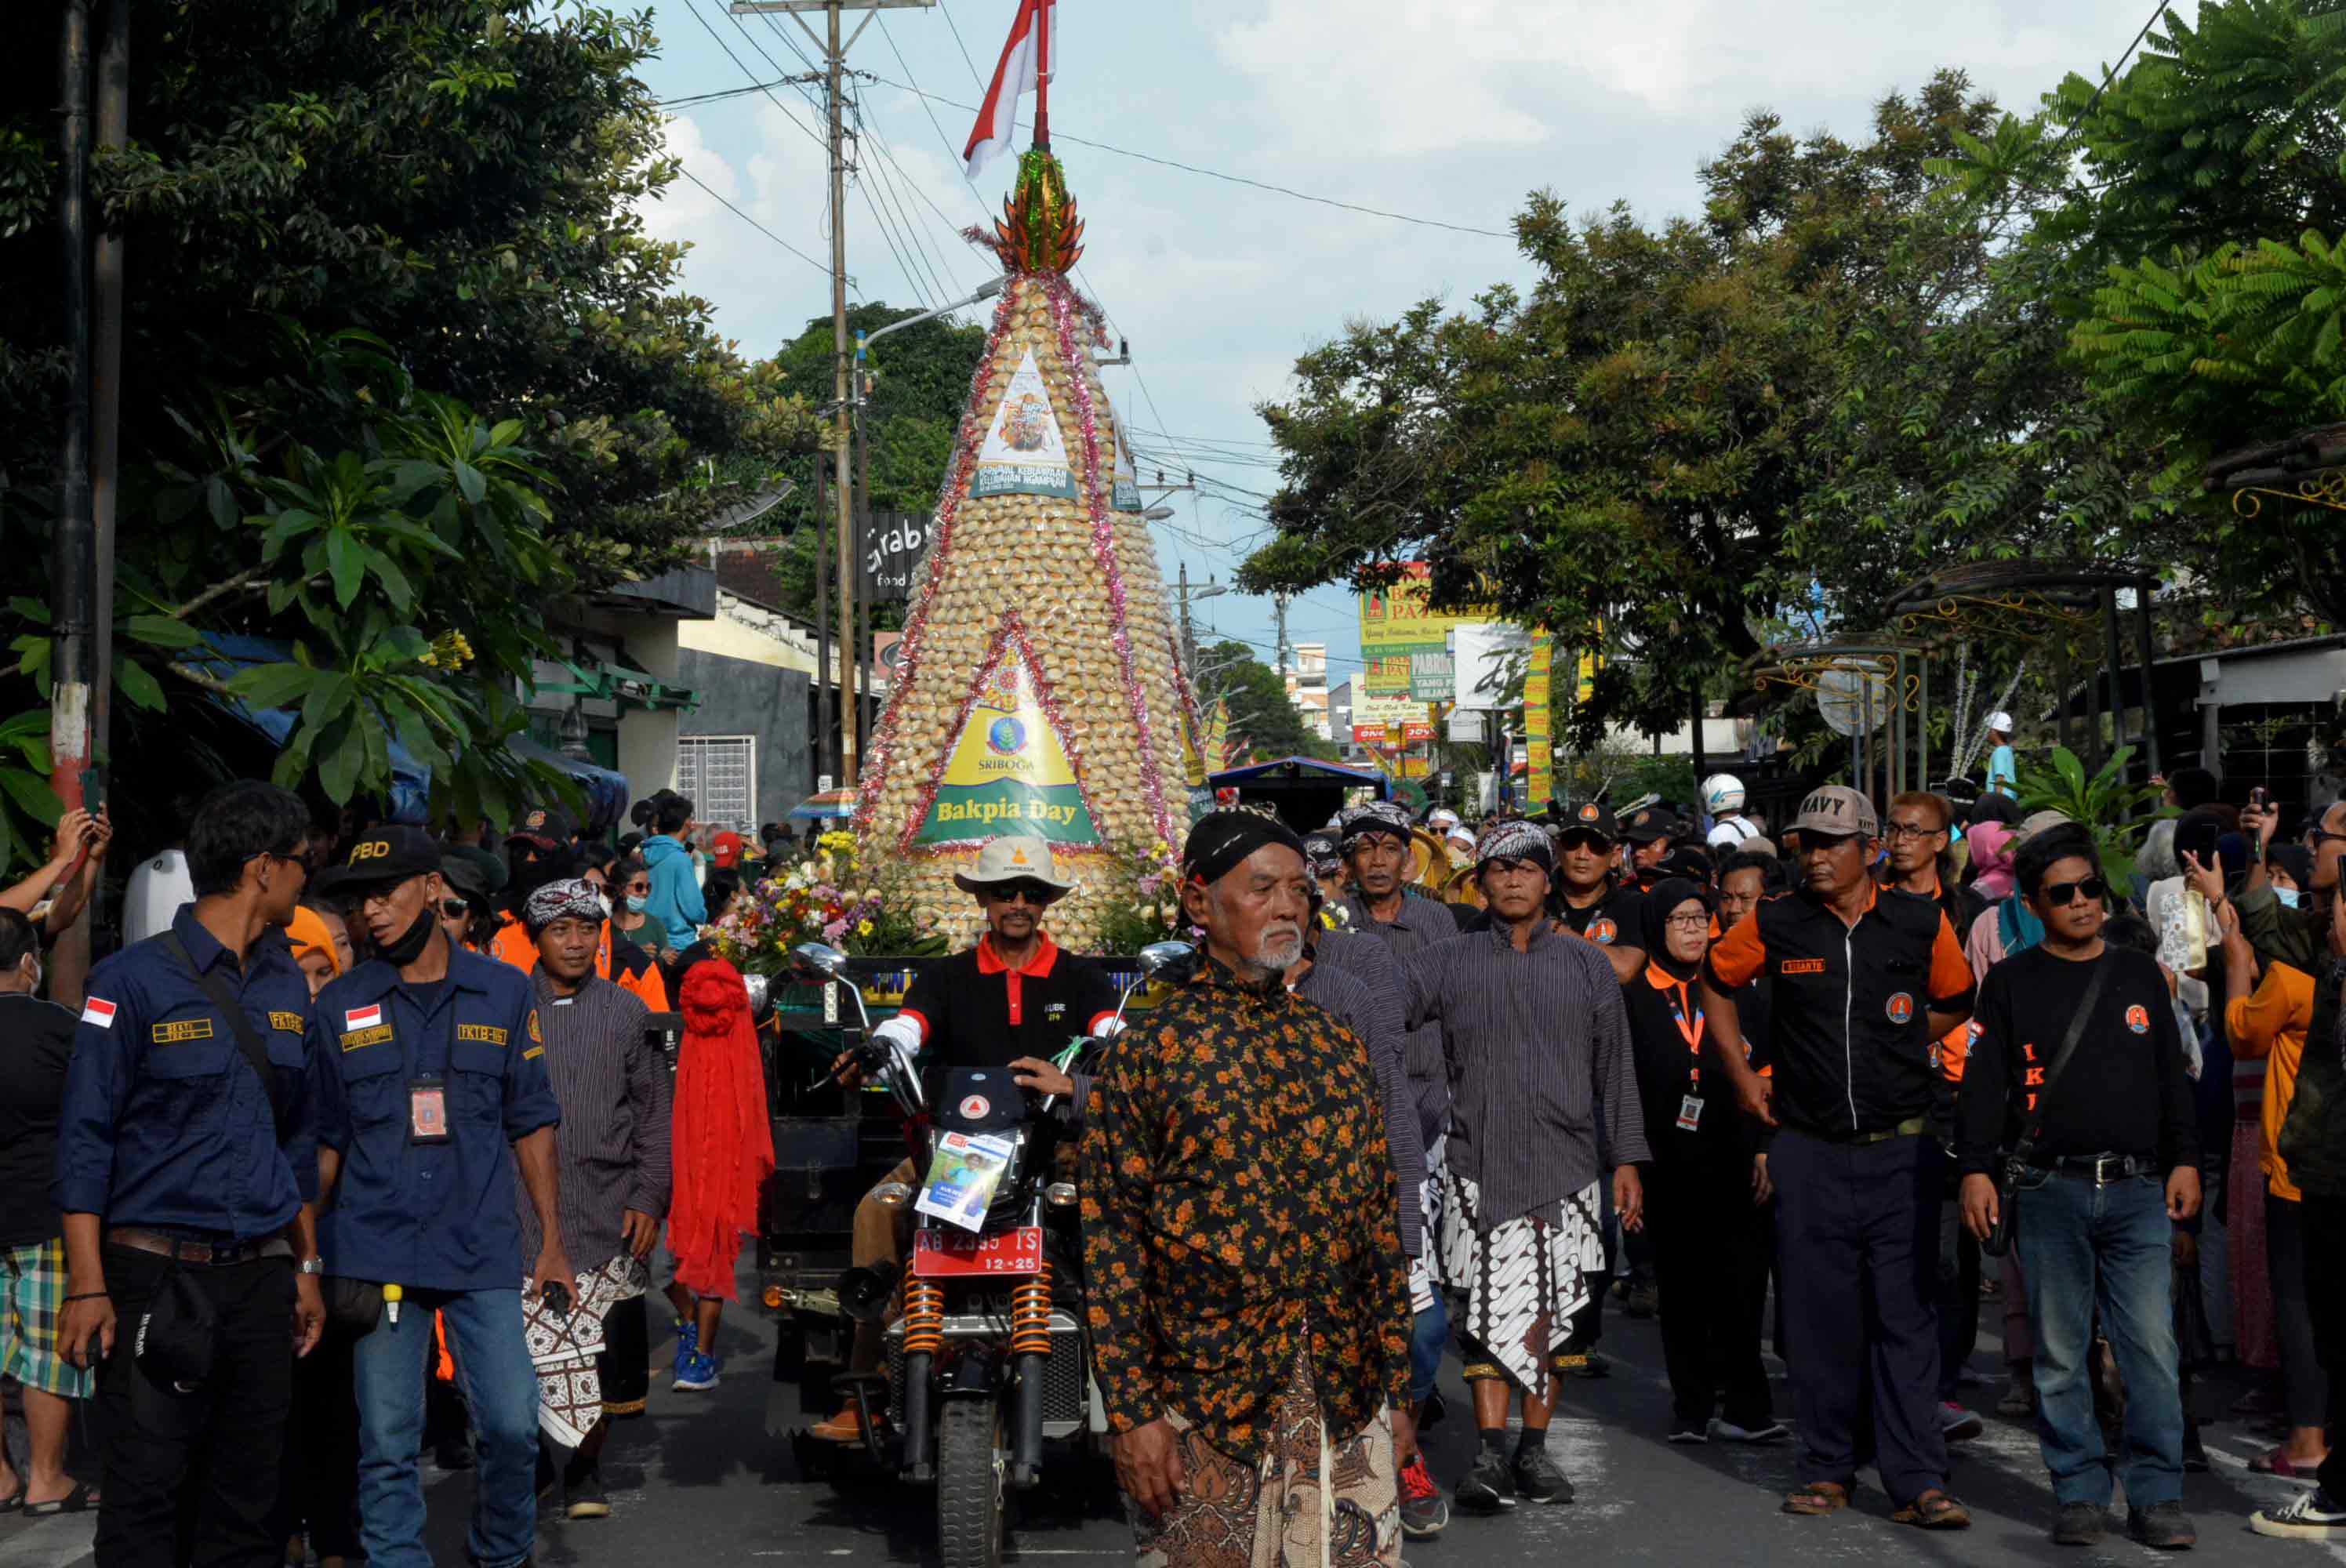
[1525,630,1553,808]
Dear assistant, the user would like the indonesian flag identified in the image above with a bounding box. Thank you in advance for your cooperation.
[344,1003,383,1031]
[81,996,117,1029]
[963,0,1055,180]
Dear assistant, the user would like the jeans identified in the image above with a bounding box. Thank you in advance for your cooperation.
[92,1246,294,1568]
[2014,1168,2184,1508]
[353,1287,538,1568]
[1408,1290,1448,1406]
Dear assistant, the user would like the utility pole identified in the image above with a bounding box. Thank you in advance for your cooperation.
[51,0,94,824]
[1171,564,1226,673]
[732,0,935,795]
[1273,593,1290,681]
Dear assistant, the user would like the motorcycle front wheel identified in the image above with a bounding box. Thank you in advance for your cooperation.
[935,1397,1005,1568]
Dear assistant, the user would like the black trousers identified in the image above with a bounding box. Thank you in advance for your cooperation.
[1648,1159,1772,1428]
[1935,1184,1983,1399]
[93,1245,295,1568]
[275,1321,361,1559]
[2301,1192,2346,1499]
[1771,1127,1947,1504]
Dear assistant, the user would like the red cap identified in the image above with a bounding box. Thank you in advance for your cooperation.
[711,830,743,868]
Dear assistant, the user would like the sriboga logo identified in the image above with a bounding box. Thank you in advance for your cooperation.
[987,716,1027,757]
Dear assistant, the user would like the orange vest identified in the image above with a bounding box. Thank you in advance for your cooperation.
[489,916,670,1011]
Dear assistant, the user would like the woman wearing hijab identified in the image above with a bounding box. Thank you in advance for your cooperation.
[1625,877,1782,1445]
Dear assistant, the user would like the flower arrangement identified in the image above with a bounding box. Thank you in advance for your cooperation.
[1091,837,1197,956]
[706,830,948,972]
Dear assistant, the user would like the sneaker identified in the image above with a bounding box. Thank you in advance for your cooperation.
[1397,1454,1448,1538]
[670,1319,699,1382]
[1940,1402,1985,1442]
[1712,1418,1789,1443]
[1511,1445,1574,1504]
[1996,1368,2037,1417]
[2126,1501,2196,1549]
[1666,1425,1708,1444]
[2251,1490,2346,1541]
[673,1351,721,1392]
[2052,1501,2108,1545]
[563,1470,610,1522]
[1452,1450,1516,1514]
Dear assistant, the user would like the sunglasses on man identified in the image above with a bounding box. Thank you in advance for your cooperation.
[985,881,1057,907]
[2039,875,2108,908]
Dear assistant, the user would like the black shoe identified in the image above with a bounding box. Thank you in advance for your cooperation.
[434,1432,474,1472]
[1512,1445,1574,1504]
[2053,1502,2108,1545]
[1624,1273,1658,1319]
[2127,1501,2196,1549]
[2181,1422,2211,1474]
[1453,1450,1516,1514]
[1417,1388,1447,1432]
[564,1470,610,1522]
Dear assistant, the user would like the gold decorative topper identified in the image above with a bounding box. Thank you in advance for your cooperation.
[991,149,1084,275]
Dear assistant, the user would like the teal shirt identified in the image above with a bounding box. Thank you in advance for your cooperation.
[1986,743,2017,797]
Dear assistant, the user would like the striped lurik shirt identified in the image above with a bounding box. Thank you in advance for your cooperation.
[1342,891,1458,1148]
[518,970,673,1272]
[1300,927,1425,1258]
[1400,920,1647,1231]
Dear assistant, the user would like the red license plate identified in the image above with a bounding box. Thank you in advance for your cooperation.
[912,1226,1044,1278]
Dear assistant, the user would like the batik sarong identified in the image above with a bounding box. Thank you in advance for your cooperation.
[1437,1171,1604,1394]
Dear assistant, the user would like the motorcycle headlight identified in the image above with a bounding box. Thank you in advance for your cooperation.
[1045,1181,1078,1208]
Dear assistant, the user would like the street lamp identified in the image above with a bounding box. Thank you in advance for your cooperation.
[854,274,1005,391]
[1142,505,1175,521]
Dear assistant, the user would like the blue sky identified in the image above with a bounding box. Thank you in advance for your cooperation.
[635,0,2159,685]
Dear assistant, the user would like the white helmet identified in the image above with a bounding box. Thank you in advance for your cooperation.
[1701,773,1746,815]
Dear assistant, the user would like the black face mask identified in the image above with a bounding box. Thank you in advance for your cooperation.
[376,903,438,968]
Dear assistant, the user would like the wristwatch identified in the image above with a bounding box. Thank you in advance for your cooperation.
[296,1257,325,1276]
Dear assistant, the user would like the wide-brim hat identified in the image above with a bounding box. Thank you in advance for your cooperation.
[952,837,1076,898]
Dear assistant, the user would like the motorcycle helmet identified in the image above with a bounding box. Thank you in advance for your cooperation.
[1700,773,1747,815]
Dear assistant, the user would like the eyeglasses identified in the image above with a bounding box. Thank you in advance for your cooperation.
[2040,876,2108,907]
[1664,912,1711,929]
[1884,820,1945,842]
[438,897,470,919]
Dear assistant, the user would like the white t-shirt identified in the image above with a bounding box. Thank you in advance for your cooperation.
[1705,815,1760,851]
[122,848,194,945]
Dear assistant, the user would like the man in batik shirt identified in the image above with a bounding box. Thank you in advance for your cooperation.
[1083,810,1412,1568]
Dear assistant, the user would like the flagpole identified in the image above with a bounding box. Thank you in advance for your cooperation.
[1032,0,1049,147]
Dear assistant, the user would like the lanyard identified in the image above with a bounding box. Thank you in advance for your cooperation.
[1649,966,1705,1087]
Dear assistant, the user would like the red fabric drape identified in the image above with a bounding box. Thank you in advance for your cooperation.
[666,960,776,1301]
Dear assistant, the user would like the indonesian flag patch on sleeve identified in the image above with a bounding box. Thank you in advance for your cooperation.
[344,1004,383,1032]
[81,996,118,1029]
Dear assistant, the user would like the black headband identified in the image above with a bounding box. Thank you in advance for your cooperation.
[1184,810,1306,888]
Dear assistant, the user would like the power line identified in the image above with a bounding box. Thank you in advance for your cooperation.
[670,164,834,278]
[863,73,1517,239]
[655,79,795,109]
[680,0,830,157]
[939,0,986,90]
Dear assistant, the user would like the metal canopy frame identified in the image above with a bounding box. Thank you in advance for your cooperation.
[1883,561,2163,780]
[1743,635,1937,801]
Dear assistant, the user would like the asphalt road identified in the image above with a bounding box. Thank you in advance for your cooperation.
[4,1267,2341,1567]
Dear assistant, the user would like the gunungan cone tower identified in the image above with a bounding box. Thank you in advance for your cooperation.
[852,149,1184,949]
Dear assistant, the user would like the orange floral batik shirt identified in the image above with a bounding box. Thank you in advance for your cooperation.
[1080,956,1412,1461]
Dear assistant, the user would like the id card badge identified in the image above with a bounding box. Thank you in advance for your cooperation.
[408,1077,451,1145]
[1676,1094,1705,1131]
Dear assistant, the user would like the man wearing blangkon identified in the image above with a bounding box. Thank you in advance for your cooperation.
[1084,810,1412,1567]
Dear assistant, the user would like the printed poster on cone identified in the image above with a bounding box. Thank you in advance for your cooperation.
[915,641,1101,847]
[972,350,1079,500]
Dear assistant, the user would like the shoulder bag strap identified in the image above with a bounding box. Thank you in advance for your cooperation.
[161,932,291,1139]
[2008,955,2115,1165]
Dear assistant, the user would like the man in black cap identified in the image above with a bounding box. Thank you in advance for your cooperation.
[1554,802,1647,958]
[1620,807,1678,892]
[308,826,568,1568]
[1084,809,1411,1564]
[54,780,328,1566]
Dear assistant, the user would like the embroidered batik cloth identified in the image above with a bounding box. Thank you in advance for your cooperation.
[523,1254,647,1446]
[1128,1346,1398,1568]
[1437,1171,1604,1394]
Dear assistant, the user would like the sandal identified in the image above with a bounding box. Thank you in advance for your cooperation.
[2250,1449,2328,1478]
[0,1487,24,1514]
[24,1481,96,1518]
[1782,1481,1851,1516]
[1891,1489,1971,1530]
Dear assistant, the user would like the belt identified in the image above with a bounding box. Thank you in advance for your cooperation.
[1847,1116,1930,1146]
[2032,1152,2158,1185]
[107,1229,294,1268]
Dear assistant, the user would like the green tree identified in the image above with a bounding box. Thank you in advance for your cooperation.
[1193,641,1334,760]
[1241,76,2014,746]
[0,1,816,858]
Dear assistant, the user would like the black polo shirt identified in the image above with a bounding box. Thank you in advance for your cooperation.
[1557,883,1644,948]
[1705,884,1974,1138]
[897,934,1120,1074]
